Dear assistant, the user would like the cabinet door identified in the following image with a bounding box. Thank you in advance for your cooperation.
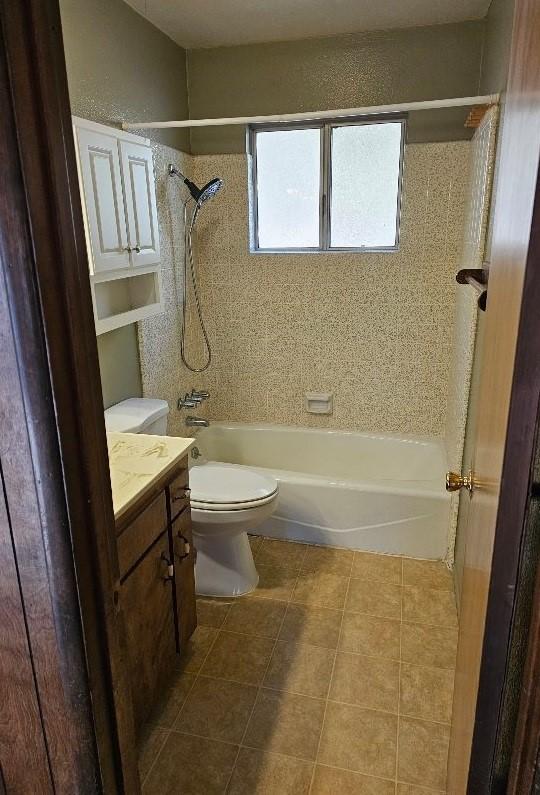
[121,531,176,734]
[172,509,197,652]
[119,140,161,267]
[75,127,130,273]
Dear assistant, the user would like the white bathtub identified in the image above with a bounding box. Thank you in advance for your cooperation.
[195,423,451,559]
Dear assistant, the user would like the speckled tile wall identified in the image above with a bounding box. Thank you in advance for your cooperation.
[137,143,211,437]
[186,142,471,434]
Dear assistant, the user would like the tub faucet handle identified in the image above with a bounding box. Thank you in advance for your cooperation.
[191,389,210,401]
[178,393,198,409]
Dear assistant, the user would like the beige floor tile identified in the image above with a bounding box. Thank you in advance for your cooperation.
[279,604,342,649]
[223,597,287,638]
[397,783,446,794]
[401,623,457,670]
[292,571,349,609]
[264,641,335,698]
[244,689,326,761]
[398,716,450,790]
[201,630,275,685]
[174,676,258,743]
[346,579,402,620]
[138,725,168,782]
[301,545,354,576]
[329,652,399,714]
[340,612,400,659]
[318,701,397,778]
[147,671,195,728]
[330,652,399,712]
[402,559,453,591]
[196,597,232,629]
[228,748,313,794]
[311,765,395,794]
[248,534,263,555]
[255,538,307,570]
[252,564,297,601]
[352,552,402,584]
[400,663,454,723]
[177,626,218,674]
[142,732,238,794]
[402,586,457,627]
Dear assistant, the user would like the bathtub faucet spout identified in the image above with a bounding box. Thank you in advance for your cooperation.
[186,416,209,428]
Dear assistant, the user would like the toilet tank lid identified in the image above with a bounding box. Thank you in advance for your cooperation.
[104,398,169,433]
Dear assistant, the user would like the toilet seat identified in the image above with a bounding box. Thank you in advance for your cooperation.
[190,463,278,511]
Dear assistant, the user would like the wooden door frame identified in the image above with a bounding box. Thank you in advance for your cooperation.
[465,0,540,790]
[0,0,139,791]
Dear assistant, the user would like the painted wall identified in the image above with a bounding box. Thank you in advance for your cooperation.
[479,0,516,94]
[187,22,485,154]
[60,0,190,407]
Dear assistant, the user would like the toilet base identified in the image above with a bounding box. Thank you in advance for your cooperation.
[193,530,259,597]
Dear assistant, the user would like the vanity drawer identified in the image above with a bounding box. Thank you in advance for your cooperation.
[168,468,190,520]
[118,492,168,578]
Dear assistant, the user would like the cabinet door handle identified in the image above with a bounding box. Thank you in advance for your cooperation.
[133,243,141,253]
[173,487,191,502]
[176,533,191,560]
[160,552,174,581]
[123,245,132,253]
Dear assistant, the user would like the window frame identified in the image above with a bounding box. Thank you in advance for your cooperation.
[248,114,406,255]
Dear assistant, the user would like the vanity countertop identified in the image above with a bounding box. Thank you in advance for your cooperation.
[107,432,195,520]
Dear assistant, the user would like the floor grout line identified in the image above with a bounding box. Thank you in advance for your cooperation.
[307,560,351,794]
[141,626,221,789]
[223,539,310,794]
[396,556,404,795]
[193,628,456,671]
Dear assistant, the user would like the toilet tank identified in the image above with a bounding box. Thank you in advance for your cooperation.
[104,398,169,435]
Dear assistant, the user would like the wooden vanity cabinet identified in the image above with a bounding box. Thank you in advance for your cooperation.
[115,456,196,734]
[120,529,176,729]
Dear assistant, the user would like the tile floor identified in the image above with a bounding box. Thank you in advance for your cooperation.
[139,536,458,794]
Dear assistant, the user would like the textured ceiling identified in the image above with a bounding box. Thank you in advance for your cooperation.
[124,0,491,49]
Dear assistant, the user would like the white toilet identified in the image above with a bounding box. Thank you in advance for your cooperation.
[104,398,278,597]
[190,463,278,597]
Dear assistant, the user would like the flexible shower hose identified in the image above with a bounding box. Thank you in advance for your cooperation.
[180,200,212,372]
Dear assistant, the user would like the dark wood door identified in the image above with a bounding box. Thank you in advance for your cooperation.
[447,0,540,790]
[122,532,177,733]
[172,510,198,652]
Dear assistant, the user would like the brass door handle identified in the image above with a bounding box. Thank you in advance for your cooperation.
[175,533,191,560]
[446,471,474,493]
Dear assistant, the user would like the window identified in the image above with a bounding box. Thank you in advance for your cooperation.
[249,117,405,253]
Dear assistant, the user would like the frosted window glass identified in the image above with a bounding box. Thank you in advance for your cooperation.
[330,122,402,248]
[256,128,320,248]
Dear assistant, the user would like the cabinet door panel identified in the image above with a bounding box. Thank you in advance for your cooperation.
[172,509,197,652]
[121,531,176,734]
[75,127,130,273]
[120,140,160,267]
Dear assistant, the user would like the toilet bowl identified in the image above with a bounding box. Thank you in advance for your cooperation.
[189,463,278,597]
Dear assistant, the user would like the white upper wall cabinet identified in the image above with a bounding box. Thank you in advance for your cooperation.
[120,140,161,268]
[76,126,131,273]
[73,117,163,335]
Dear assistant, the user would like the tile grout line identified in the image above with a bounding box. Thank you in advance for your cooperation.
[141,625,222,789]
[222,538,310,794]
[195,628,455,672]
[307,554,353,794]
[396,556,404,795]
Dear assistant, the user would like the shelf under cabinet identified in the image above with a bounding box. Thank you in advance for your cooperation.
[92,267,163,334]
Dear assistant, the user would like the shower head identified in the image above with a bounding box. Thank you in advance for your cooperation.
[168,164,224,206]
